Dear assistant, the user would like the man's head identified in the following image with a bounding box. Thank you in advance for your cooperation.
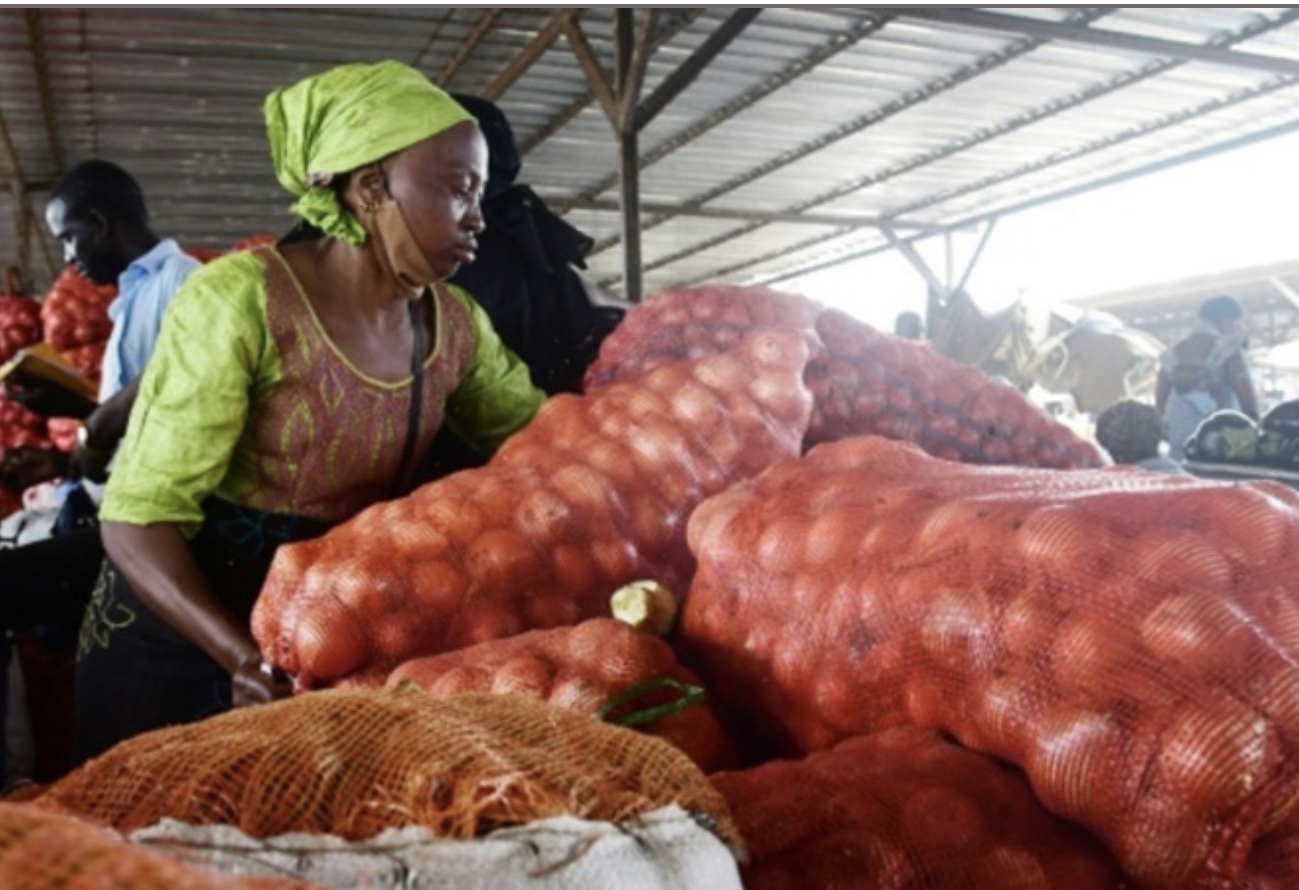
[893,310,925,341]
[1095,399,1165,464]
[45,160,152,286]
[1199,294,1244,334]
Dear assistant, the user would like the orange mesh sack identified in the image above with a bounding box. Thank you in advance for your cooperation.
[36,687,741,851]
[583,284,823,391]
[254,326,812,688]
[805,308,1105,467]
[0,801,309,889]
[385,617,739,772]
[681,435,1299,888]
[584,285,1103,469]
[711,726,1122,888]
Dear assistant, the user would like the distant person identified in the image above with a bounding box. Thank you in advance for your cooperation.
[1094,399,1185,473]
[1155,295,1259,459]
[893,310,925,341]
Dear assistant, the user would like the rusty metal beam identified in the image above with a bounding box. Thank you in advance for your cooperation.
[635,7,761,132]
[588,8,1112,260]
[572,11,891,203]
[434,8,501,85]
[24,8,67,176]
[0,101,56,279]
[408,8,455,74]
[519,9,705,155]
[614,9,642,302]
[616,9,656,132]
[563,17,619,126]
[483,9,581,102]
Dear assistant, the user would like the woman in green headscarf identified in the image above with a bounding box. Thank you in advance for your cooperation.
[76,61,545,762]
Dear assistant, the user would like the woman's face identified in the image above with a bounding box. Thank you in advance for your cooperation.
[382,122,488,281]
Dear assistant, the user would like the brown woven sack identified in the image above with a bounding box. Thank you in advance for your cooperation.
[36,688,741,851]
[0,801,308,889]
[711,726,1122,888]
[384,617,739,773]
[254,326,812,689]
[682,435,1299,888]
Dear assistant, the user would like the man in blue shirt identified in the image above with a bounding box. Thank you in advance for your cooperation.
[25,160,202,482]
[0,160,198,782]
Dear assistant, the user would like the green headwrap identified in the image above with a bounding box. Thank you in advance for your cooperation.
[264,60,474,246]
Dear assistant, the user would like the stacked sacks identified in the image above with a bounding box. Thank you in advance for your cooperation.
[585,286,1106,469]
[681,435,1299,887]
[254,327,813,689]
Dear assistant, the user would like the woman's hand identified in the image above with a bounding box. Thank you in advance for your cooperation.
[232,655,294,708]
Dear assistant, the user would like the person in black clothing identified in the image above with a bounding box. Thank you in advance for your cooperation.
[448,93,622,396]
[419,94,624,478]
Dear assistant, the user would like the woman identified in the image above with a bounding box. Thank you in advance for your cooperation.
[76,61,545,763]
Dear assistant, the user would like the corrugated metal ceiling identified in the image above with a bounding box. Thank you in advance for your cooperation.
[3,6,1299,307]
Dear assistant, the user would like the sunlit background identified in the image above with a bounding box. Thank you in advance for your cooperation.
[786,129,1299,334]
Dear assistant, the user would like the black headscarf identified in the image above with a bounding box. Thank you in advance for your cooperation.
[448,93,614,397]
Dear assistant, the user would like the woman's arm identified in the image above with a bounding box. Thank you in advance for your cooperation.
[100,520,287,705]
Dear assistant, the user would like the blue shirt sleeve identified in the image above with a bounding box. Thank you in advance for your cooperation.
[102,249,201,399]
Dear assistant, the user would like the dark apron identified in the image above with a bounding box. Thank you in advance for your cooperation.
[72,498,330,765]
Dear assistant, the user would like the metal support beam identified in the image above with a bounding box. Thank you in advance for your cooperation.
[520,9,704,155]
[484,9,580,101]
[889,7,1299,79]
[0,102,56,279]
[881,226,945,297]
[550,196,942,232]
[616,10,656,131]
[569,11,890,204]
[563,18,619,126]
[434,8,501,85]
[635,7,760,131]
[24,8,67,176]
[954,219,998,296]
[614,9,643,303]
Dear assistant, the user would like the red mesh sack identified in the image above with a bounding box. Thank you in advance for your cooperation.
[36,688,741,852]
[254,326,812,688]
[584,285,1103,469]
[58,339,105,387]
[0,392,50,452]
[0,293,42,363]
[0,801,308,889]
[39,267,115,353]
[681,435,1299,888]
[806,308,1105,468]
[584,284,823,391]
[385,617,739,772]
[712,726,1122,888]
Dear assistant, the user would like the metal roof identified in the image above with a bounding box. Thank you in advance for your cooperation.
[4,6,1299,307]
